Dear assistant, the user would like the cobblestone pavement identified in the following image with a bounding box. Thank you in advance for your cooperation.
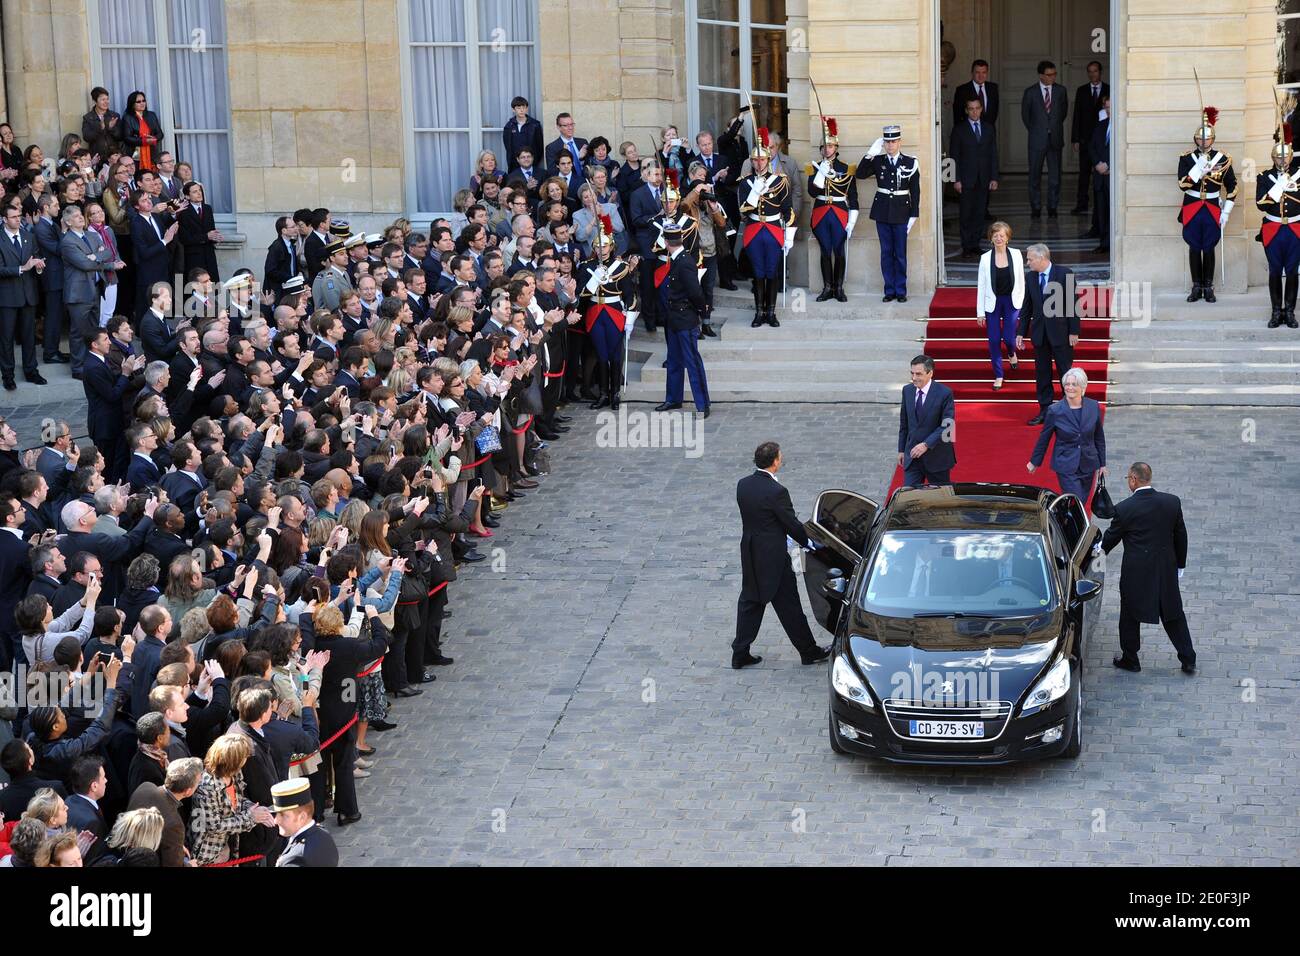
[306,401,1299,866]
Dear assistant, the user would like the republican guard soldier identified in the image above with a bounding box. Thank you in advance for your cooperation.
[738,127,795,328]
[1257,117,1300,329]
[1177,105,1236,303]
[808,117,859,303]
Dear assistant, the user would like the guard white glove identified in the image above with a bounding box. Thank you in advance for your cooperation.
[784,227,797,251]
[1188,155,1208,183]
[906,217,917,235]
[846,210,859,239]
[866,137,884,160]
[813,160,831,190]
[1177,568,1184,580]
[1220,199,1234,229]
[624,310,639,336]
[1268,176,1287,203]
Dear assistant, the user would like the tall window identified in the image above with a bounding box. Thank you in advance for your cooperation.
[89,0,235,218]
[688,0,788,145]
[403,0,540,215]
[1281,1,1300,92]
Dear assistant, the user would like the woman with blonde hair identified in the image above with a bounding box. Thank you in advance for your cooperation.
[105,806,164,866]
[976,220,1025,390]
[188,734,275,866]
[471,149,503,195]
[337,498,370,539]
[23,788,67,837]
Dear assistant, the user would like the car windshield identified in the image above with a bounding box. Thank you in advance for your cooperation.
[861,531,1056,618]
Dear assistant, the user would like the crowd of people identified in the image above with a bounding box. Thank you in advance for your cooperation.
[0,87,769,867]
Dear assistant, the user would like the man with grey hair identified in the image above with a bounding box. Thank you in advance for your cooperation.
[127,755,202,866]
[59,494,156,602]
[92,484,128,538]
[1017,243,1078,425]
[59,202,123,376]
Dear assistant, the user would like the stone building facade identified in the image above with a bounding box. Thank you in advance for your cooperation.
[0,0,1289,294]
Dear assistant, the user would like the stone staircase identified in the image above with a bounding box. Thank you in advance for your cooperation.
[623,287,1300,407]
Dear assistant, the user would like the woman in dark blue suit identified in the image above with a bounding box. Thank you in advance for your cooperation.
[1026,367,1106,508]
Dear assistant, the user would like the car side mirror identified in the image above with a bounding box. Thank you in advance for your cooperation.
[1074,579,1102,602]
[823,568,847,600]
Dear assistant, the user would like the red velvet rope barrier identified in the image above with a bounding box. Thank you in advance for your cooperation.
[204,853,266,868]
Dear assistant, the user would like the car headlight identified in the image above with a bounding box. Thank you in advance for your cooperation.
[1020,658,1071,716]
[832,655,874,710]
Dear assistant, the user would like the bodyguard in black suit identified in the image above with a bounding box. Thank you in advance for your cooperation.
[1017,247,1078,423]
[0,203,44,389]
[263,217,301,294]
[948,96,999,254]
[1070,62,1109,216]
[1088,96,1112,252]
[0,498,34,669]
[898,356,957,486]
[733,442,828,669]
[128,195,177,320]
[1100,462,1196,674]
[1020,61,1069,216]
[951,59,1000,128]
[83,329,143,481]
[544,113,589,173]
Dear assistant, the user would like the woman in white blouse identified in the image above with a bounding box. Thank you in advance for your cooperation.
[975,221,1025,390]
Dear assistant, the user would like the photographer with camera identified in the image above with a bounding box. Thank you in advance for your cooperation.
[682,162,730,335]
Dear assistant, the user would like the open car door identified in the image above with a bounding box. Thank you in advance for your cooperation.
[1049,492,1106,643]
[802,489,878,634]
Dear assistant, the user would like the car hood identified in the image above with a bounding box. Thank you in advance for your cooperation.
[847,611,1061,705]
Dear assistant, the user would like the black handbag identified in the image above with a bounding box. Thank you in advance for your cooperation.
[1091,474,1115,519]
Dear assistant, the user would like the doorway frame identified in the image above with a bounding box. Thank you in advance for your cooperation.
[932,0,1122,287]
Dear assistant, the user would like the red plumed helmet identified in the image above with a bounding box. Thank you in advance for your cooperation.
[1203,106,1219,127]
[1285,122,1294,146]
[826,118,838,137]
[666,168,679,189]
[758,126,770,148]
[599,213,613,234]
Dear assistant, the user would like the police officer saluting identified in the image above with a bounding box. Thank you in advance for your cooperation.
[1257,113,1300,329]
[653,222,711,417]
[808,117,859,302]
[738,126,795,327]
[856,124,921,302]
[1177,104,1236,303]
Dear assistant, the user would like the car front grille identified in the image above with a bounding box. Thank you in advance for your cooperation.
[881,699,1014,743]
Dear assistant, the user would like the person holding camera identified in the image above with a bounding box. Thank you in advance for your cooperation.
[681,162,727,336]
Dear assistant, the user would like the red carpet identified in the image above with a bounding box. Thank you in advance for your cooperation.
[889,285,1113,496]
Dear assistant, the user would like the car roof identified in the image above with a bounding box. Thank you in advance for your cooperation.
[884,483,1051,533]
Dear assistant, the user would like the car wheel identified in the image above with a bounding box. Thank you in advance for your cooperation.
[829,709,849,755]
[1061,676,1082,759]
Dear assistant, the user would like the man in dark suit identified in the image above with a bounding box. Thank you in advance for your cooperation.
[952,59,1000,129]
[35,422,73,490]
[1070,61,1110,217]
[1020,60,1069,217]
[898,355,957,486]
[160,441,206,536]
[1100,462,1196,674]
[652,224,710,415]
[33,196,69,364]
[628,165,664,332]
[733,441,830,670]
[59,497,156,604]
[263,216,301,295]
[272,778,338,867]
[128,192,178,320]
[544,112,589,175]
[0,201,46,390]
[83,328,145,481]
[126,757,201,867]
[949,95,999,255]
[1017,244,1079,424]
[65,756,109,862]
[1088,94,1113,253]
[0,496,34,669]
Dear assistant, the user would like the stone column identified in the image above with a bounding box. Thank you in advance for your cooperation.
[807,0,937,298]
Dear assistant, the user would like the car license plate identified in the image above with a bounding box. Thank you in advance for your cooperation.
[909,719,985,738]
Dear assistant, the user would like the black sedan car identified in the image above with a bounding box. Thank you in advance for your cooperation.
[804,483,1105,764]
